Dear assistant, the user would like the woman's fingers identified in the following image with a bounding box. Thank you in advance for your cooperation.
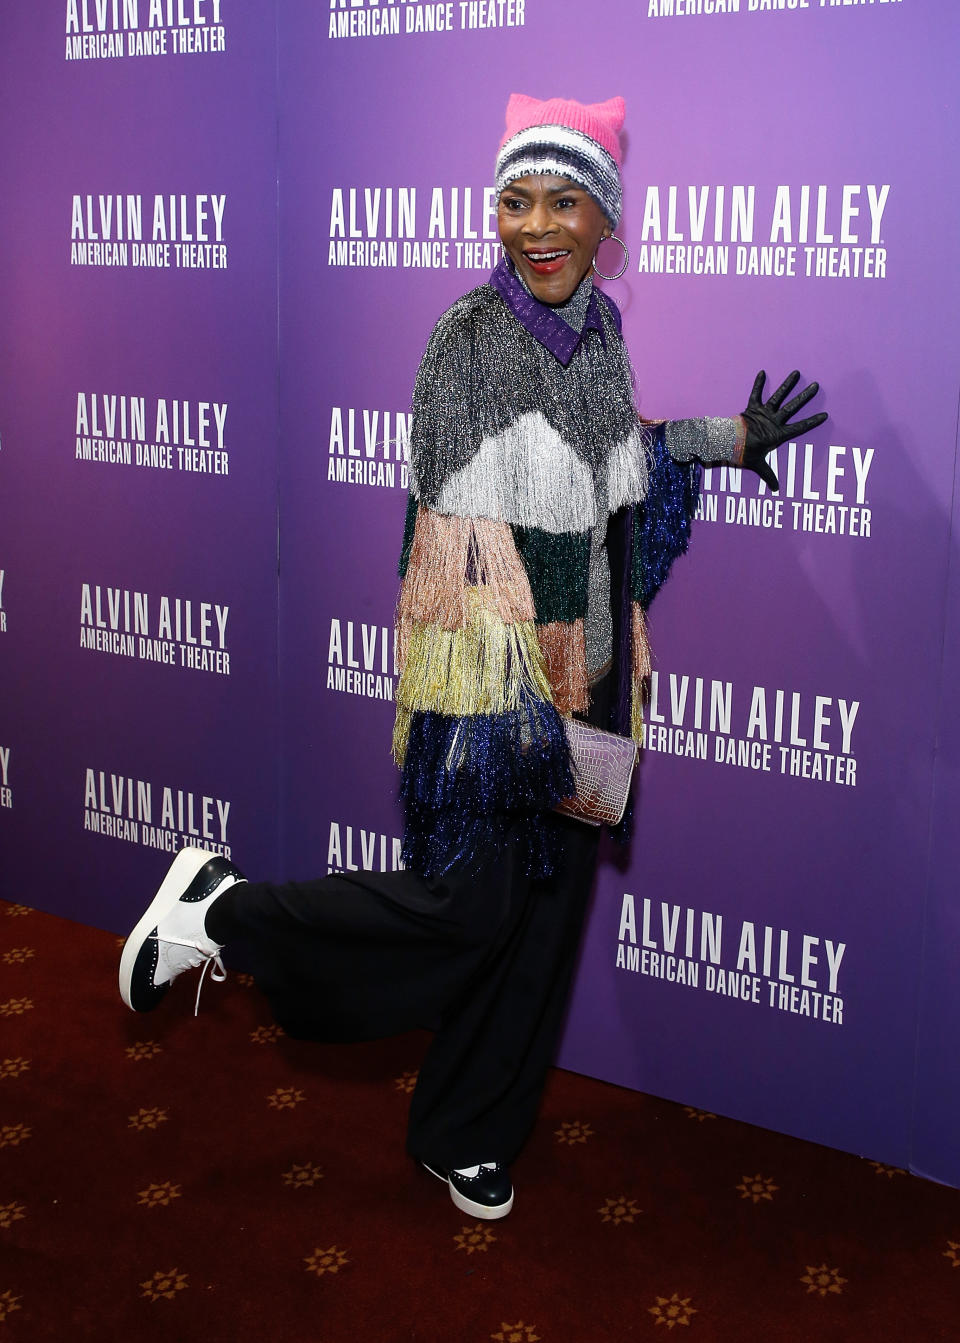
[748,369,767,406]
[765,369,800,411]
[780,380,819,420]
[782,411,828,437]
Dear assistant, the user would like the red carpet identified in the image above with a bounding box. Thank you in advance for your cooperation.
[2,897,959,1341]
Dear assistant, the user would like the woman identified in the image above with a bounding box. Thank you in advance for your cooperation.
[119,93,826,1220]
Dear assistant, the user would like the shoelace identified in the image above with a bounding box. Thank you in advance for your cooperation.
[155,935,227,1016]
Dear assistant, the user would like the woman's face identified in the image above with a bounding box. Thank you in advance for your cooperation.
[497,174,610,306]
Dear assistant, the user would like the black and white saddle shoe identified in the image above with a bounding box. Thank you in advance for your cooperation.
[119,847,245,1014]
[421,1161,514,1219]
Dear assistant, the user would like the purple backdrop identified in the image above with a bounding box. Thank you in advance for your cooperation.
[2,1,958,1187]
[0,6,281,923]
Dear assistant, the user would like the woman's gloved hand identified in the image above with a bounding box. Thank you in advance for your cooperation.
[741,370,827,491]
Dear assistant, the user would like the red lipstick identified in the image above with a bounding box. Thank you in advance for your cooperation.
[523,249,571,275]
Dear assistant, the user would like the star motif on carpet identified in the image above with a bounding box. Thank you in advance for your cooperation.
[140,1269,188,1301]
[0,1202,26,1229]
[0,1290,22,1323]
[943,1241,960,1269]
[800,1263,847,1296]
[0,1057,30,1081]
[267,1086,305,1110]
[125,1040,162,1061]
[137,1181,182,1208]
[249,1024,283,1044]
[868,1161,906,1179]
[491,1323,540,1342]
[683,1107,716,1122]
[648,1293,698,1329]
[3,903,31,917]
[454,1222,497,1255]
[736,1174,779,1203]
[394,1070,419,1094]
[555,1120,594,1145]
[0,997,33,1017]
[304,1246,349,1276]
[283,1162,324,1189]
[1,947,35,965]
[128,1107,169,1131]
[0,1123,32,1148]
[598,1195,641,1225]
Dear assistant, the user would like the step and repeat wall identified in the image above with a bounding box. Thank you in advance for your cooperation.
[0,8,281,925]
[2,3,959,1187]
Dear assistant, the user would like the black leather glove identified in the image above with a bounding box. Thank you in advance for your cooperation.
[741,370,827,492]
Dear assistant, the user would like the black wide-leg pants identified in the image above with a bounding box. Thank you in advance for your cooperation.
[206,689,608,1170]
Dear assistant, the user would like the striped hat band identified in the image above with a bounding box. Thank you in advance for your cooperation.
[495,124,623,228]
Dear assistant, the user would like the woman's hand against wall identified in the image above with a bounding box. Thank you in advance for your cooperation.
[741,370,827,491]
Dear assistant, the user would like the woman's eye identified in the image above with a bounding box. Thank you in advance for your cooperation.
[555,198,575,209]
[502,198,525,211]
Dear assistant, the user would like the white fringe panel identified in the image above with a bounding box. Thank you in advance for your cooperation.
[432,412,598,534]
[606,425,654,512]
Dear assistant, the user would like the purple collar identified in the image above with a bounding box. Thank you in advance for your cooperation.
[489,258,613,366]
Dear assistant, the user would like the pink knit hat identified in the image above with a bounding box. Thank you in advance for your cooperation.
[495,93,626,225]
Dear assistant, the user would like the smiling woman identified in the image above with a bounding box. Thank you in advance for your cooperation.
[494,95,624,306]
[497,176,610,306]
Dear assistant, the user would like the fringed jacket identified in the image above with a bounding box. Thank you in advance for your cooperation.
[393,258,744,876]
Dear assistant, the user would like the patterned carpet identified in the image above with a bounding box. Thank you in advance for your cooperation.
[2,897,959,1342]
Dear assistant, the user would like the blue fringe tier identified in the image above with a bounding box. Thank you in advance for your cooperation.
[399,699,574,877]
[632,424,701,609]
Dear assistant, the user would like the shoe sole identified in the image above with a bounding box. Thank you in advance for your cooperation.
[421,1162,515,1220]
[118,847,226,1012]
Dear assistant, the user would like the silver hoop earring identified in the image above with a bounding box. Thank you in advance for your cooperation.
[593,235,629,281]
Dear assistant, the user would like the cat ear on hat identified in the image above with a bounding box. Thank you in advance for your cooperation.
[504,92,540,133]
[591,96,626,134]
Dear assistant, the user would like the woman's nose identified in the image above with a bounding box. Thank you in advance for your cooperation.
[524,202,554,236]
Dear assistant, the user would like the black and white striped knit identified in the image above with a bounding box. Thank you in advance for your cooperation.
[495,123,624,227]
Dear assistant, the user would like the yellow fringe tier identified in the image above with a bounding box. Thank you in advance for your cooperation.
[396,590,553,721]
[393,705,412,767]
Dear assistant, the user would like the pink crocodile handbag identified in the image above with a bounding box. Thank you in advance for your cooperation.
[554,718,640,827]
